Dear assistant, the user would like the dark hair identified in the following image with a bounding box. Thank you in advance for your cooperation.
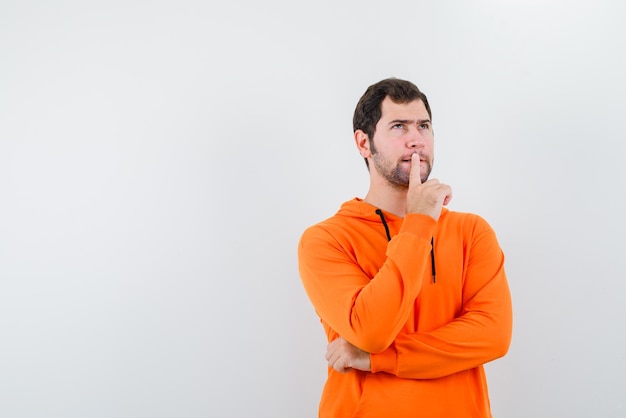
[353,78,432,167]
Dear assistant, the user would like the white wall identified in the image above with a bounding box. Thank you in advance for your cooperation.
[1,1,625,417]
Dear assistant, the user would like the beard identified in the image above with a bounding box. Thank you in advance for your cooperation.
[371,150,433,189]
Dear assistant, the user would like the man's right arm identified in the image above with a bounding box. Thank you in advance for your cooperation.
[298,214,435,353]
[299,153,452,353]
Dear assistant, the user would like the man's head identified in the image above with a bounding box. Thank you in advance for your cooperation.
[353,78,432,169]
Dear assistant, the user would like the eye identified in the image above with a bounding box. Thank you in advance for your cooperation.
[418,122,431,131]
[391,123,405,130]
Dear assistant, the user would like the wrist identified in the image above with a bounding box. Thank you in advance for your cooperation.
[370,345,397,374]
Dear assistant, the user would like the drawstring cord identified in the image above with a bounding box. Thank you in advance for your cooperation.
[430,237,436,283]
[375,209,392,241]
[375,209,436,283]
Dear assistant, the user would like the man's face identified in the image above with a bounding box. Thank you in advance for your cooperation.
[369,97,434,188]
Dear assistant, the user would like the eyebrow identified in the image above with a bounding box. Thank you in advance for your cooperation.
[388,119,431,126]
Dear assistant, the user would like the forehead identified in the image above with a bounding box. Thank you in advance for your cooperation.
[378,97,429,122]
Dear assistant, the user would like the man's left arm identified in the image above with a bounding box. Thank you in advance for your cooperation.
[326,272,510,378]
[369,222,513,379]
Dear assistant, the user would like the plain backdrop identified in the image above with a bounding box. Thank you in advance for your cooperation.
[1,1,625,417]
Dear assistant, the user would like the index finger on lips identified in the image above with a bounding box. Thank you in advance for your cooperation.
[410,153,422,186]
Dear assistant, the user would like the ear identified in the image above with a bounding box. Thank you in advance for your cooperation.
[354,130,372,159]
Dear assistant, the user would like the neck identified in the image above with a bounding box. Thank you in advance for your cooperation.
[363,178,408,217]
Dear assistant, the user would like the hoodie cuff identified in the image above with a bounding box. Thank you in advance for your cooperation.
[385,214,436,260]
[399,213,437,239]
[370,345,398,374]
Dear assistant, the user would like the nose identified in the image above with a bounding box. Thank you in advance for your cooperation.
[407,127,426,148]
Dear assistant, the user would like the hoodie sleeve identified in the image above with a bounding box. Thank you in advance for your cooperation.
[369,219,513,379]
[298,213,437,353]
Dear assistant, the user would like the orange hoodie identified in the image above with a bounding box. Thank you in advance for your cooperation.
[298,198,512,418]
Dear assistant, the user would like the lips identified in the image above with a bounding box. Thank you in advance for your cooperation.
[401,154,426,162]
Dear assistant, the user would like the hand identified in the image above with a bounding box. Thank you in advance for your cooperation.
[406,153,452,221]
[325,337,371,373]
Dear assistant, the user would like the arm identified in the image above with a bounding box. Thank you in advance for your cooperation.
[299,156,453,354]
[298,213,436,353]
[370,220,513,379]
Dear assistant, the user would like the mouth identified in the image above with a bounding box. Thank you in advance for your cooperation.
[401,155,426,163]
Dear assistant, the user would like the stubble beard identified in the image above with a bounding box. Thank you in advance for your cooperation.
[371,152,433,190]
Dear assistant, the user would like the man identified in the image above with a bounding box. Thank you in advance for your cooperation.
[298,78,512,418]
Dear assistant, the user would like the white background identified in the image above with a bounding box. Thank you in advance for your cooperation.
[1,1,625,417]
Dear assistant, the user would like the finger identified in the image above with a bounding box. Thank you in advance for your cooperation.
[409,153,422,186]
[327,354,336,370]
[326,350,335,367]
[443,186,453,206]
[326,338,340,354]
[328,353,345,373]
[325,344,337,362]
[434,184,452,206]
[326,343,341,365]
[331,357,349,373]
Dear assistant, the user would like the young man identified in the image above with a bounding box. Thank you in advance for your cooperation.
[298,78,512,418]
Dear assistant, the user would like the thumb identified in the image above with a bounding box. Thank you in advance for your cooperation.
[410,153,422,185]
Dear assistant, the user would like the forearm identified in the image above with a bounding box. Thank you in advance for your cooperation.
[299,214,436,353]
[371,272,512,379]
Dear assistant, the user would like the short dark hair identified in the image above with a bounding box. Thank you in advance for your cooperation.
[353,78,432,167]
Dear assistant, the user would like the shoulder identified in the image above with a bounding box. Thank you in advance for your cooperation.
[300,199,372,242]
[442,208,490,226]
[299,213,354,248]
[440,209,497,238]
